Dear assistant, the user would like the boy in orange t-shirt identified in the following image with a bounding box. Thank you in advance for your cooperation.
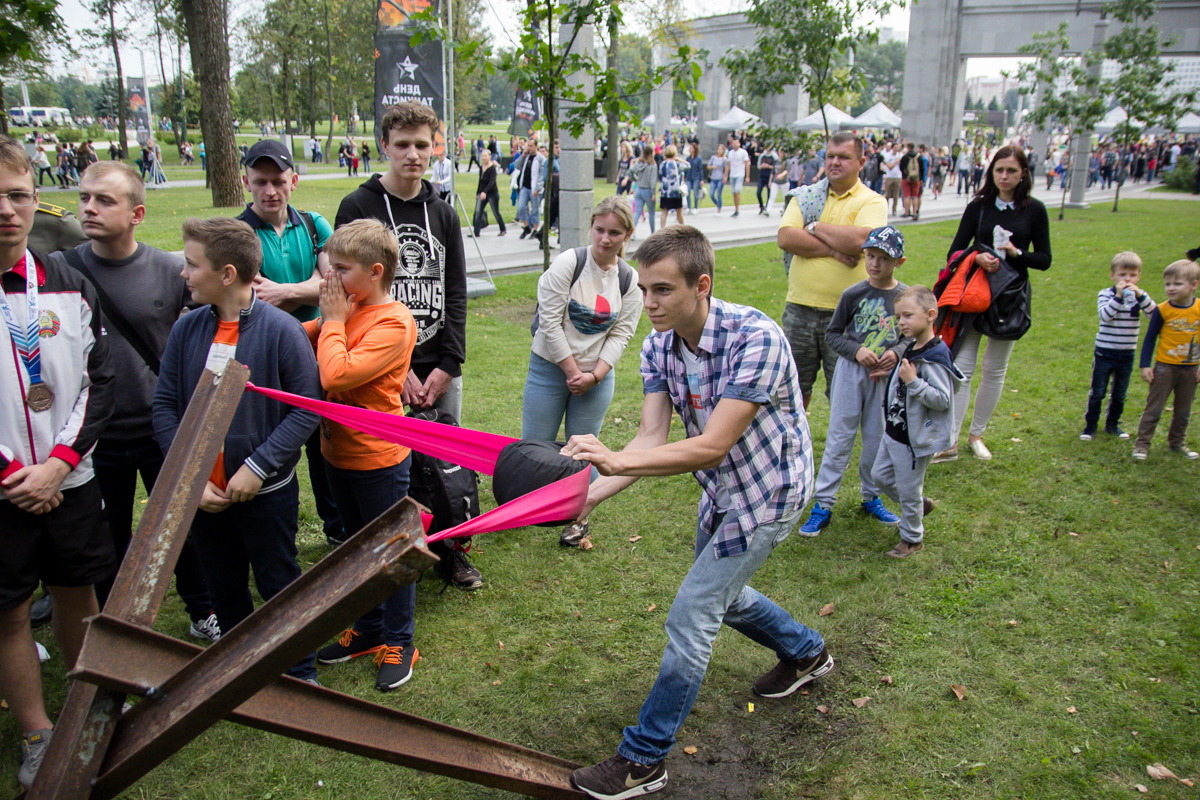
[308,219,421,692]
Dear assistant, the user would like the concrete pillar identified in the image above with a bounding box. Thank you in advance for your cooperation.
[650,45,673,134]
[1068,15,1109,207]
[1028,57,1053,164]
[902,0,965,147]
[559,19,595,252]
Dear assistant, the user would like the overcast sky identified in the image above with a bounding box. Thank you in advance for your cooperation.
[43,0,1020,90]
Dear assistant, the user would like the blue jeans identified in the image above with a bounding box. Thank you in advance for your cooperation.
[325,458,413,647]
[1084,347,1135,434]
[633,187,656,231]
[521,352,616,441]
[709,179,724,211]
[618,509,824,764]
[517,186,541,228]
[686,177,702,210]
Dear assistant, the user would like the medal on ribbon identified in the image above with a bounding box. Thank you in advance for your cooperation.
[0,249,55,412]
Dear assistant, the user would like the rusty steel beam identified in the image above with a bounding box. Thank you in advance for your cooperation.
[88,499,438,800]
[72,616,585,800]
[26,364,250,800]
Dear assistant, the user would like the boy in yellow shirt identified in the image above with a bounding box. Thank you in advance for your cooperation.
[307,219,421,691]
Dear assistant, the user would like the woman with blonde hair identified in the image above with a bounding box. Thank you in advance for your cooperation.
[658,143,689,229]
[522,196,642,546]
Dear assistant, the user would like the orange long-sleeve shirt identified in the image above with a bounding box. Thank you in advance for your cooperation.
[303,302,416,470]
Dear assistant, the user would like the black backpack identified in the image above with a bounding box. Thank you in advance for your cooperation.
[530,246,635,336]
[406,408,481,584]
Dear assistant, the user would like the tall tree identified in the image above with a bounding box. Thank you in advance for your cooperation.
[721,0,903,138]
[412,0,704,270]
[0,0,64,135]
[1012,22,1106,219]
[852,38,905,114]
[1100,0,1197,210]
[92,0,130,158]
[182,0,241,205]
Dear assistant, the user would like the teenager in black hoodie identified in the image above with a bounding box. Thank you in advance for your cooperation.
[333,103,478,594]
[335,102,467,421]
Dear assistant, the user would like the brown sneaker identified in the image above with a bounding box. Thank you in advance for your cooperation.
[752,646,835,698]
[571,753,667,799]
[931,448,959,464]
[886,541,923,559]
[922,497,937,517]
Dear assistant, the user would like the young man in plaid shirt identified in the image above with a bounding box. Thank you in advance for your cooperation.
[561,225,833,800]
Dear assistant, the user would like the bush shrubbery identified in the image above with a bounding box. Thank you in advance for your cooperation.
[1163,155,1197,191]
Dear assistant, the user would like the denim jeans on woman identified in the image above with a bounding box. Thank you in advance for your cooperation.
[633,186,656,232]
[686,177,702,210]
[521,352,616,441]
[617,508,824,764]
[709,179,724,211]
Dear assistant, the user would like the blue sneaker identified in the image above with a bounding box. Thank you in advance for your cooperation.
[799,504,832,537]
[861,497,900,526]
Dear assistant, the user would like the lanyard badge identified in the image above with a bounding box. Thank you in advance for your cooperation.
[0,250,54,412]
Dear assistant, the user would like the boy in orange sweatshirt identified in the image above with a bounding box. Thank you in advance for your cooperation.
[307,219,420,691]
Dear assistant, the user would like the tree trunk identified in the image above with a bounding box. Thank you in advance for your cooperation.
[323,0,335,160]
[182,0,242,206]
[109,2,129,160]
[0,79,7,137]
[281,54,291,135]
[605,7,619,184]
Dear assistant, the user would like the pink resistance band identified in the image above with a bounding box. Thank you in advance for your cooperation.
[245,384,588,543]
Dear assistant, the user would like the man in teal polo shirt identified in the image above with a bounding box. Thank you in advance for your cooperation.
[236,140,344,544]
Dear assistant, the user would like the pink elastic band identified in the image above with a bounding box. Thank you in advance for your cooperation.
[245,384,587,543]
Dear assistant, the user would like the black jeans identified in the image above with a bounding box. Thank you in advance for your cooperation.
[91,436,212,619]
[1084,347,1134,434]
[191,478,316,680]
[756,172,771,210]
[473,190,506,236]
[325,458,413,646]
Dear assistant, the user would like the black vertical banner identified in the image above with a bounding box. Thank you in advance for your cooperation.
[375,0,447,156]
[126,77,151,139]
[509,88,541,137]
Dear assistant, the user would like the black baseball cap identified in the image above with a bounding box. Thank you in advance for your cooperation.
[242,140,294,172]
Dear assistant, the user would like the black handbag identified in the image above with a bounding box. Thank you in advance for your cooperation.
[977,258,1032,340]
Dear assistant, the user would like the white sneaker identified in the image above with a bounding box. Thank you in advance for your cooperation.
[189,612,222,642]
[35,642,49,663]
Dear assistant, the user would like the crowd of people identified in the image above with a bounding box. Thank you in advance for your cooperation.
[2,99,1197,799]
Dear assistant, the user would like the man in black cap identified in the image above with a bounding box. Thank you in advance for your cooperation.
[235,139,345,545]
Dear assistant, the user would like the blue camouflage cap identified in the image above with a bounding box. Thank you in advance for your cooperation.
[862,225,905,259]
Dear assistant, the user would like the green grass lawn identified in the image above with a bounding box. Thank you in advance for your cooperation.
[2,200,1197,799]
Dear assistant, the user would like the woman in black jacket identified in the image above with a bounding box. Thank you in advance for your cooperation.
[473,149,507,237]
[936,144,1051,464]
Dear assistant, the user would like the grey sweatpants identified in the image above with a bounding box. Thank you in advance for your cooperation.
[871,435,930,544]
[812,359,886,507]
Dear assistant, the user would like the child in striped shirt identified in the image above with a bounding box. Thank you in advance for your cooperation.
[1082,251,1155,441]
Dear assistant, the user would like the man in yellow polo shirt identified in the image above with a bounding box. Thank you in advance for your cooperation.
[778,132,887,410]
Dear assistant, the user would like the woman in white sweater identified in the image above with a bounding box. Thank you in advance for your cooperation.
[522,196,642,545]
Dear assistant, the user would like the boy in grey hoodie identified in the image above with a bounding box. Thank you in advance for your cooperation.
[872,285,964,558]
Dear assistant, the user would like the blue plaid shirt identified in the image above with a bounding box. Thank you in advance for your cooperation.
[641,297,815,558]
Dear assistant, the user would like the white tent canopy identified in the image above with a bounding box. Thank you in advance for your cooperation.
[1094,106,1148,134]
[841,102,902,130]
[1175,111,1200,135]
[790,104,853,131]
[704,105,761,130]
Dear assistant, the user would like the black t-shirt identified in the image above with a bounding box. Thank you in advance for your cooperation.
[759,153,776,177]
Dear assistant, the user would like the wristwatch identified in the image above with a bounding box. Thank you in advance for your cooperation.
[805,221,817,234]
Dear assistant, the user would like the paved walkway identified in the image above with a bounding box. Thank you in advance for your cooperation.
[463,179,1169,281]
[43,169,1174,285]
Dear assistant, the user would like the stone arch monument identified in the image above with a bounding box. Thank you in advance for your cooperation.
[649,13,810,153]
[901,0,1200,149]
